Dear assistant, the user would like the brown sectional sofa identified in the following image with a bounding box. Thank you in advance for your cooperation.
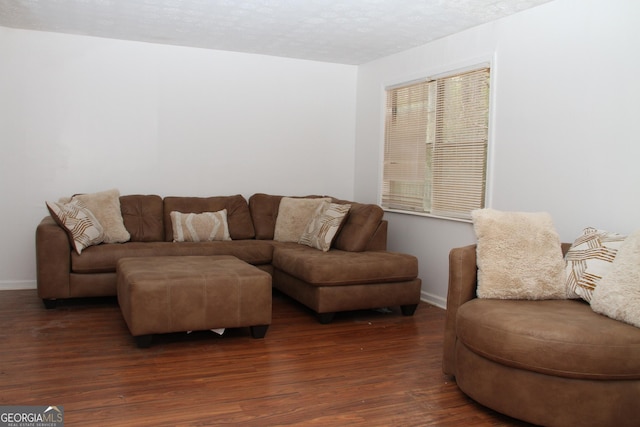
[443,244,640,427]
[36,193,421,323]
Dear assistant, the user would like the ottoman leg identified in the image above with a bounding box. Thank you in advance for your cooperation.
[135,334,153,348]
[401,304,418,316]
[317,312,336,324]
[250,325,269,339]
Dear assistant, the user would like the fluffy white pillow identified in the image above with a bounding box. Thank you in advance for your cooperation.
[591,230,640,328]
[564,227,627,302]
[170,210,231,242]
[46,199,104,254]
[472,208,566,300]
[273,197,331,243]
[299,202,351,251]
[72,189,130,243]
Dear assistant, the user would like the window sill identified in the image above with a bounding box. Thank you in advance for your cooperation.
[382,208,473,224]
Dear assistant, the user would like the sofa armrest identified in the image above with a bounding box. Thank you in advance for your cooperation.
[35,216,71,301]
[442,244,478,376]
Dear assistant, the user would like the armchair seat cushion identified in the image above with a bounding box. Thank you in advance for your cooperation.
[457,298,640,380]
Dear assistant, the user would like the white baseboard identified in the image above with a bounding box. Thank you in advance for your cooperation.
[0,280,37,291]
[1,281,448,309]
[420,290,446,310]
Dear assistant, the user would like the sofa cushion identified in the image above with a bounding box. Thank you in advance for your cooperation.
[331,200,384,252]
[72,189,130,243]
[592,229,640,328]
[249,194,384,251]
[249,193,283,239]
[274,197,331,243]
[299,202,351,251]
[46,199,104,254]
[120,195,164,242]
[472,209,566,300]
[565,227,627,302]
[249,194,329,240]
[170,210,231,242]
[72,240,273,274]
[163,195,254,241]
[272,244,418,285]
[457,298,640,380]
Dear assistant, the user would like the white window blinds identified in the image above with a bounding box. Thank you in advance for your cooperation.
[382,66,490,220]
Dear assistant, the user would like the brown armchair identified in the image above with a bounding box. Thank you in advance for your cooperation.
[443,244,640,427]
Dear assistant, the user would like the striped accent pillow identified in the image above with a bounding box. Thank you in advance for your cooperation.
[299,203,351,251]
[170,210,231,242]
[46,199,104,254]
[591,229,640,327]
[565,227,627,302]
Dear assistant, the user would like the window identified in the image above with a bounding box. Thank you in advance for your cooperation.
[382,66,490,221]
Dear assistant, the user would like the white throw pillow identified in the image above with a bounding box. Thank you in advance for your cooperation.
[72,189,130,243]
[273,197,330,243]
[472,208,566,300]
[591,229,640,328]
[564,227,626,302]
[299,202,351,251]
[170,210,231,242]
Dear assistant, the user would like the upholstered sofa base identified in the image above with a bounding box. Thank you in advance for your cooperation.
[273,269,421,323]
[455,342,640,427]
[37,193,421,324]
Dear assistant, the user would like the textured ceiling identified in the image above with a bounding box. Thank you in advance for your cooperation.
[0,0,553,64]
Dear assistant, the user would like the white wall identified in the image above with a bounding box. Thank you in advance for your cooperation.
[0,28,357,289]
[355,0,640,307]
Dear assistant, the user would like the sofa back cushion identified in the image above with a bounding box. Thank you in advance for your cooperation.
[331,199,384,252]
[249,193,326,240]
[249,193,384,252]
[249,193,283,240]
[120,195,164,242]
[163,195,255,241]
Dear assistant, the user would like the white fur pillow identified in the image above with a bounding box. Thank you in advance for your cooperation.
[591,230,640,328]
[274,197,330,243]
[72,189,130,243]
[472,209,566,300]
[299,202,351,251]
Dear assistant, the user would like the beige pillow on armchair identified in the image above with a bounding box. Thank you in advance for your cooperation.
[472,208,567,300]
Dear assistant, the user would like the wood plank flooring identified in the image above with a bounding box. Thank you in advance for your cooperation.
[0,289,532,426]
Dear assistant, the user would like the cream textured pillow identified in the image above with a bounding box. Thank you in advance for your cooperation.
[591,230,640,328]
[472,209,566,300]
[72,189,130,243]
[274,197,331,243]
[170,210,231,242]
[46,199,104,254]
[299,202,351,251]
[564,227,626,302]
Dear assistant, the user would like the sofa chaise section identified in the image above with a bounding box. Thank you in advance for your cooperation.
[272,243,420,323]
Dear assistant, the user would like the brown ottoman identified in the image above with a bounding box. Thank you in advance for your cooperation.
[117,255,272,348]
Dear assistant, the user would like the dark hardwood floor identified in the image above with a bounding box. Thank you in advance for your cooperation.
[0,289,532,426]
